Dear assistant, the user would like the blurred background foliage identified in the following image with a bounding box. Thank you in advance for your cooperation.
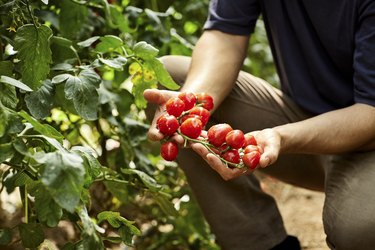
[0,0,277,249]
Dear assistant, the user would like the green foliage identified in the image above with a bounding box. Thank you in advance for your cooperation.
[0,0,276,249]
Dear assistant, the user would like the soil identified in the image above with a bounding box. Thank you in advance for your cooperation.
[260,175,329,250]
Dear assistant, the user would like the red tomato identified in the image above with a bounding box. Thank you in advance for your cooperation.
[157,114,179,136]
[160,141,179,161]
[179,117,203,139]
[178,92,197,111]
[225,129,245,149]
[189,106,210,127]
[222,149,240,166]
[196,93,214,111]
[207,123,233,147]
[166,97,185,117]
[244,133,257,147]
[242,151,261,170]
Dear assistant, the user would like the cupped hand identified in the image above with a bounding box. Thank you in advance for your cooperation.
[143,89,184,144]
[190,128,282,181]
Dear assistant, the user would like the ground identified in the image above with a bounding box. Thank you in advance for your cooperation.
[260,175,329,250]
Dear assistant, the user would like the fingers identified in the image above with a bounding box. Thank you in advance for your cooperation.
[191,143,252,181]
[143,89,175,105]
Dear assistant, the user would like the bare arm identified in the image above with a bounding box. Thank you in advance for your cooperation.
[182,30,250,109]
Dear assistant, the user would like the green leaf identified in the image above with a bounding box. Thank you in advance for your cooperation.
[41,0,48,4]
[14,24,52,90]
[77,206,104,250]
[64,69,101,120]
[77,36,100,48]
[37,151,85,213]
[0,82,18,109]
[0,75,33,92]
[152,193,179,217]
[19,111,64,140]
[50,36,72,47]
[104,180,128,204]
[98,56,127,70]
[133,41,159,60]
[25,80,54,119]
[59,0,88,39]
[97,211,140,246]
[19,223,45,248]
[131,75,157,109]
[0,61,13,76]
[95,35,123,53]
[52,73,71,84]
[0,143,14,163]
[147,58,180,90]
[0,228,12,245]
[35,185,63,227]
[121,168,162,192]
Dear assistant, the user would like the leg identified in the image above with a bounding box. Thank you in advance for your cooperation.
[323,151,375,250]
[158,55,326,249]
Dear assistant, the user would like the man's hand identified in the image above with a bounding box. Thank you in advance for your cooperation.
[144,89,185,144]
[190,128,282,180]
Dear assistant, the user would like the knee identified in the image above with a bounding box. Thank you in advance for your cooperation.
[324,206,375,250]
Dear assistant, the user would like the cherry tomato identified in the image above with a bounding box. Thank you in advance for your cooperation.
[157,114,179,136]
[207,123,233,147]
[189,106,210,127]
[160,141,179,161]
[225,129,245,149]
[179,114,200,124]
[179,117,203,139]
[166,97,185,117]
[196,93,214,111]
[178,92,197,111]
[244,133,257,147]
[242,151,261,169]
[244,145,263,154]
[222,149,240,166]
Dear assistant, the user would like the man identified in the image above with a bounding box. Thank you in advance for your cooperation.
[144,0,375,249]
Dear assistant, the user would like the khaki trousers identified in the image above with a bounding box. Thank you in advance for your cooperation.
[158,55,375,250]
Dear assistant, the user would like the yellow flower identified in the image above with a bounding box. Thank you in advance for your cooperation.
[6,26,16,32]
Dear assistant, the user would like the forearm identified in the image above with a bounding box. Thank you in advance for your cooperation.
[275,103,375,154]
[181,30,249,110]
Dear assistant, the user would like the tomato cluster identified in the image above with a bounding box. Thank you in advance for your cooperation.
[157,92,262,170]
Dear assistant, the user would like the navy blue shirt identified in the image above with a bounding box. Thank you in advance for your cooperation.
[204,0,375,114]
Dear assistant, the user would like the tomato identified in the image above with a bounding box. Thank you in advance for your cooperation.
[244,145,263,154]
[222,149,240,166]
[166,97,185,117]
[179,117,203,139]
[160,141,179,161]
[244,133,257,147]
[189,106,210,127]
[178,92,197,111]
[157,114,179,136]
[225,129,245,149]
[242,151,261,170]
[196,93,214,111]
[207,123,233,147]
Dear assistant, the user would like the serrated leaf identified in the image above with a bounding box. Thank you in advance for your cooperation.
[14,24,52,90]
[0,75,33,92]
[0,82,18,109]
[19,111,64,140]
[95,35,123,53]
[133,41,159,60]
[146,58,180,90]
[64,70,101,120]
[35,185,63,227]
[121,168,161,191]
[19,223,45,248]
[59,0,88,40]
[77,36,100,48]
[98,56,127,70]
[25,80,54,119]
[37,151,85,213]
[0,228,12,245]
